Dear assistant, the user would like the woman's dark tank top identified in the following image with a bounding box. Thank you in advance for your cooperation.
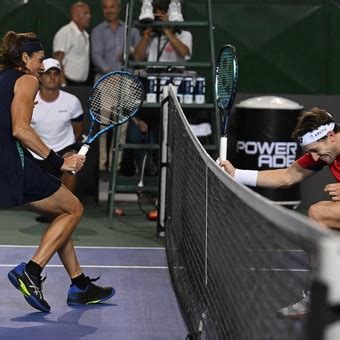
[0,68,26,207]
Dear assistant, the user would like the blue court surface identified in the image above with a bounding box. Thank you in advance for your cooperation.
[0,246,187,340]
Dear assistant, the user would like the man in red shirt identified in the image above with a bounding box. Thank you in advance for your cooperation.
[219,107,340,318]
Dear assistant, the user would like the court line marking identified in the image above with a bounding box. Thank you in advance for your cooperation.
[172,266,309,272]
[0,245,307,252]
[245,268,309,272]
[0,264,168,269]
[245,249,306,252]
[0,245,165,250]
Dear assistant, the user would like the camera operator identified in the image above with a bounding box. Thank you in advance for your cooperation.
[134,0,192,62]
[122,0,192,177]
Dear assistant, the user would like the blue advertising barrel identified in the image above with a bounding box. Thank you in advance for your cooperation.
[233,96,303,208]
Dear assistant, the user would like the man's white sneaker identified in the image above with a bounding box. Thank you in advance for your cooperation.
[139,0,154,23]
[276,290,310,319]
[168,1,183,22]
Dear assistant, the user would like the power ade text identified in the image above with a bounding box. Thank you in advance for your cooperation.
[237,141,298,168]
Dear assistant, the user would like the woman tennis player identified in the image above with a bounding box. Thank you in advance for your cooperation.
[0,31,115,312]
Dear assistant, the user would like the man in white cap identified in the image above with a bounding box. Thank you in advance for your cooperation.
[30,58,84,222]
[219,107,340,319]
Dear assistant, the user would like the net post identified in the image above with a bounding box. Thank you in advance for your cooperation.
[157,84,172,237]
[309,237,340,340]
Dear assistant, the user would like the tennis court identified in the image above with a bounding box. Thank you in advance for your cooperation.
[0,202,187,339]
[2,84,340,340]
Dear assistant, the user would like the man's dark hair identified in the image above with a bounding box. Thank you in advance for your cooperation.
[153,0,170,12]
[291,107,338,141]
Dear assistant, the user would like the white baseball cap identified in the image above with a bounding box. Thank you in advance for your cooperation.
[43,58,61,72]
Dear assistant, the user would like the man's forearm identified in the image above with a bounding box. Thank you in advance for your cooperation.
[134,36,150,61]
[164,30,189,58]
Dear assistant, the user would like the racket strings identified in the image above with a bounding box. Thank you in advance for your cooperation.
[91,74,144,126]
[217,49,237,107]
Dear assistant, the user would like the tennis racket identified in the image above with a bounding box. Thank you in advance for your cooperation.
[215,44,238,161]
[73,71,144,173]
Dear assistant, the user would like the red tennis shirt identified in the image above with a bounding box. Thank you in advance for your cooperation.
[297,153,340,182]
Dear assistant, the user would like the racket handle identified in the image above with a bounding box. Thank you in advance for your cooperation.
[219,136,227,161]
[78,144,90,156]
[71,144,90,175]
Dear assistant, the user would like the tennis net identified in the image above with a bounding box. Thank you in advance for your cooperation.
[160,86,340,340]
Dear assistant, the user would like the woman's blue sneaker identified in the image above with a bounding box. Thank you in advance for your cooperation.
[8,262,50,313]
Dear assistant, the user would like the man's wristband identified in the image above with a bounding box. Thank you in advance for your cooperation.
[46,150,64,170]
[234,169,258,187]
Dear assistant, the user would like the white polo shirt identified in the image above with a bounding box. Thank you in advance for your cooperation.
[147,30,192,62]
[53,21,90,82]
[30,90,83,159]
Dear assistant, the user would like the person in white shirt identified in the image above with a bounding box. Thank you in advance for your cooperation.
[134,0,192,63]
[125,0,192,176]
[53,2,91,86]
[30,58,84,221]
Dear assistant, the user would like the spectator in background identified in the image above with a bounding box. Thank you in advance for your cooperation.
[53,2,91,86]
[91,0,141,179]
[30,58,84,222]
[134,0,192,63]
[91,0,140,78]
[122,0,192,176]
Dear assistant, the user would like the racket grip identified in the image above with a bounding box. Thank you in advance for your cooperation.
[219,136,227,161]
[71,144,90,175]
[78,144,90,156]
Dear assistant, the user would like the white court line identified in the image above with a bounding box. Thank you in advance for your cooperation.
[0,245,165,250]
[171,266,308,272]
[245,268,309,272]
[245,249,306,252]
[0,264,168,269]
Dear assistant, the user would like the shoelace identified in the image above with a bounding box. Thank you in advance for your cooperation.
[84,275,99,282]
[302,289,310,298]
[25,272,47,299]
[86,276,100,285]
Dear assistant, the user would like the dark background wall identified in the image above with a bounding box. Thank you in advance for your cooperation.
[2,0,340,94]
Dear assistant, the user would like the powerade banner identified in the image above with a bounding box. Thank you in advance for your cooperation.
[233,107,303,205]
[236,141,298,168]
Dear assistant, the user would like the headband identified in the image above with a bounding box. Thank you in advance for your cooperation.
[18,40,44,53]
[298,123,335,146]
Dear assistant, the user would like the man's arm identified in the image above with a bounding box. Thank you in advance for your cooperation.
[163,28,190,58]
[134,28,152,61]
[53,51,67,86]
[257,162,315,188]
[131,28,142,50]
[91,28,110,74]
[53,28,68,86]
[71,120,83,142]
[158,11,191,59]
[220,159,315,188]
